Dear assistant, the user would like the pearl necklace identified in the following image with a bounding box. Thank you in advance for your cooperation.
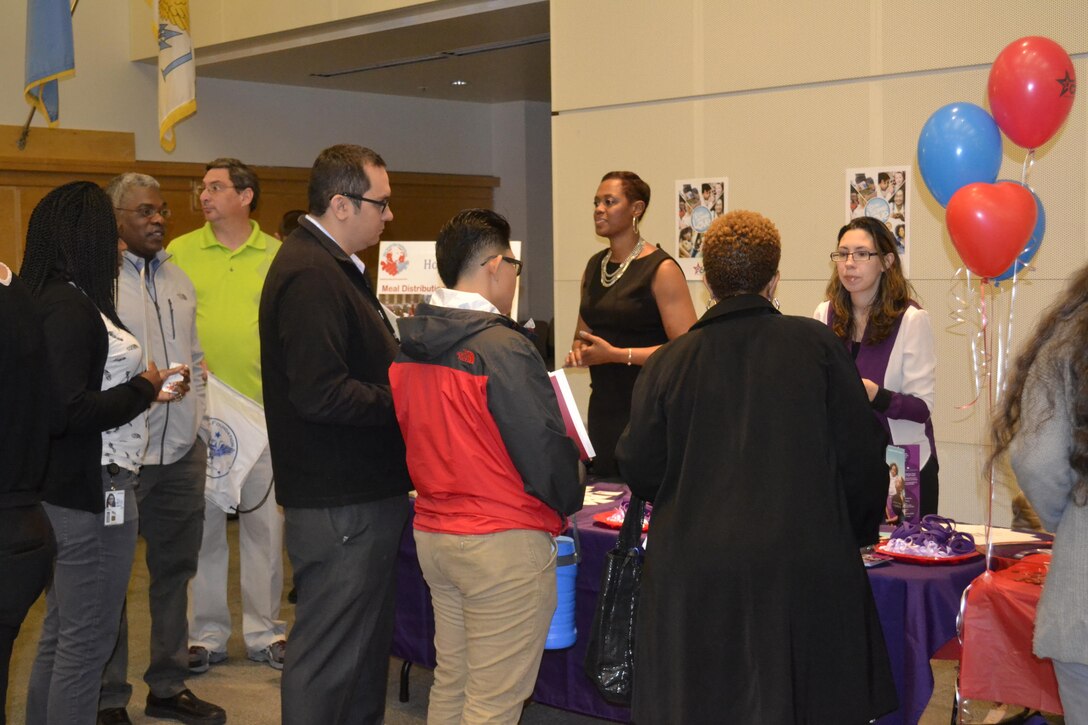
[600,237,646,288]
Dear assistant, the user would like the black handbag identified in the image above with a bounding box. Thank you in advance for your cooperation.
[584,496,646,706]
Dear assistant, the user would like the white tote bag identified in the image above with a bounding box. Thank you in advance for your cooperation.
[202,374,268,513]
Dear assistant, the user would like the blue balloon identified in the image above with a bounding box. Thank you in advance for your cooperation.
[917,103,1003,207]
[992,181,1045,283]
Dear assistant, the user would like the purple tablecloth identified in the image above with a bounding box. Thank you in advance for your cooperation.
[392,484,985,722]
[868,556,986,724]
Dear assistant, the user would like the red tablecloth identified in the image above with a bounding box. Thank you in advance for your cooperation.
[959,555,1062,714]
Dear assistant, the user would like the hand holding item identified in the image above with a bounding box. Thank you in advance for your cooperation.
[140,360,190,403]
[160,363,191,402]
[575,330,620,367]
[565,338,586,368]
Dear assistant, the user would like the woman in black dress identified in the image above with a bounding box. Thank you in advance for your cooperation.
[564,171,696,477]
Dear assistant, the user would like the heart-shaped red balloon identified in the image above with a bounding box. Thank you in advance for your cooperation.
[946,182,1037,279]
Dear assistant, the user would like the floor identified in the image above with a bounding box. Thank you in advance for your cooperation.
[3,519,1053,724]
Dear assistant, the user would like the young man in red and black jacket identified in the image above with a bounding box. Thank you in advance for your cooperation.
[389,208,583,725]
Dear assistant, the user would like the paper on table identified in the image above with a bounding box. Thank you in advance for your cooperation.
[955,524,1049,546]
[584,487,623,506]
[548,368,595,461]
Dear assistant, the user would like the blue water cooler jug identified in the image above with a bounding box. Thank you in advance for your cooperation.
[545,534,578,649]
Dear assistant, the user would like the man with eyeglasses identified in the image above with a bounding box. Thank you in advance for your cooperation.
[96,173,224,725]
[259,144,410,725]
[388,209,582,724]
[167,158,289,676]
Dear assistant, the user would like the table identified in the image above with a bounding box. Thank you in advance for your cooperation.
[958,556,1062,715]
[392,484,985,723]
[867,553,986,724]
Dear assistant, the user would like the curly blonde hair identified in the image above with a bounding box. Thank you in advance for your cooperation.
[702,210,781,299]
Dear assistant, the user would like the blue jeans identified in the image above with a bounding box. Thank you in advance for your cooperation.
[26,467,138,725]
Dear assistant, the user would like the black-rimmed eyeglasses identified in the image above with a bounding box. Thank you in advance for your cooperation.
[336,192,389,214]
[115,205,171,219]
[830,250,879,262]
[480,254,522,277]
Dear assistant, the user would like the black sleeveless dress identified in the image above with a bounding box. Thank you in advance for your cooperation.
[579,246,674,477]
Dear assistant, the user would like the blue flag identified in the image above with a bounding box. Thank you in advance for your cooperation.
[24,0,75,125]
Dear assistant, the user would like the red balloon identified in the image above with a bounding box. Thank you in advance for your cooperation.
[946,182,1037,279]
[988,36,1076,149]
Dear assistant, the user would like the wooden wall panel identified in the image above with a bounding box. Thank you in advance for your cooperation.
[0,128,496,284]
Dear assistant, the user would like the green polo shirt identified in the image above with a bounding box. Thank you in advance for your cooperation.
[167,220,281,404]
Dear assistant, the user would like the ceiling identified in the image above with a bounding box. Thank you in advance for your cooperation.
[195,1,551,103]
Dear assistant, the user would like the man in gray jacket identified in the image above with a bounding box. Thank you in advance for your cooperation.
[98,173,225,725]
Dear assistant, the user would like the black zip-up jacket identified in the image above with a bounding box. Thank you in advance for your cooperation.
[259,219,411,508]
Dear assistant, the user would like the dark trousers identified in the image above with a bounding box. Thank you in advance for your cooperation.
[281,496,409,725]
[0,504,55,725]
[919,456,940,517]
[100,439,206,707]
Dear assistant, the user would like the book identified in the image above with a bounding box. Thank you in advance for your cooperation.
[885,444,921,526]
[548,369,595,462]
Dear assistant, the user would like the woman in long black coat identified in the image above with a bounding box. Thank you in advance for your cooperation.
[617,210,897,724]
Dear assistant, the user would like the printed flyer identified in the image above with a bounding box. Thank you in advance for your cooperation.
[846,166,910,274]
[674,177,728,280]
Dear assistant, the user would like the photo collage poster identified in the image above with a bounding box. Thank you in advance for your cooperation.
[845,166,910,275]
[675,177,728,280]
[885,444,921,526]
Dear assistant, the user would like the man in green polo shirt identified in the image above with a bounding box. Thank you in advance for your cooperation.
[168,158,288,674]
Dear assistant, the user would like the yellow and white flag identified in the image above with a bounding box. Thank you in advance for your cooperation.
[156,0,196,152]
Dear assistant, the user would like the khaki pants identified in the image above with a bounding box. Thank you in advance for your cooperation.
[415,529,557,725]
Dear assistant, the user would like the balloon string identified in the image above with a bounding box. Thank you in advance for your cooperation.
[1020,149,1035,187]
[980,279,996,571]
[950,269,986,410]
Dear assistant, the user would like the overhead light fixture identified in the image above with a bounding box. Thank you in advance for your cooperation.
[451,80,468,87]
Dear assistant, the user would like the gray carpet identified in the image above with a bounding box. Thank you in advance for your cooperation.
[6,519,979,723]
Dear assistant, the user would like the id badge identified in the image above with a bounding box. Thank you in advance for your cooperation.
[104,489,125,526]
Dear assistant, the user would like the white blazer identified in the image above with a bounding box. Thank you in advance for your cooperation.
[814,301,936,467]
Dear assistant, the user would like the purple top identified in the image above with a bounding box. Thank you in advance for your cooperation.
[825,302,938,466]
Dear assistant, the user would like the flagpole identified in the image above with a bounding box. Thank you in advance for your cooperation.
[16,0,82,151]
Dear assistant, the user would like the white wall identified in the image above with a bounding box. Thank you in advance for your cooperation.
[3,0,496,171]
[550,0,1088,527]
[490,101,554,321]
[4,0,554,318]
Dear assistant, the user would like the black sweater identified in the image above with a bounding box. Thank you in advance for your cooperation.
[259,219,411,508]
[0,273,50,508]
[37,278,156,513]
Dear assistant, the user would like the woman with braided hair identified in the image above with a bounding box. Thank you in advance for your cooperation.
[20,182,185,725]
[992,262,1088,720]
